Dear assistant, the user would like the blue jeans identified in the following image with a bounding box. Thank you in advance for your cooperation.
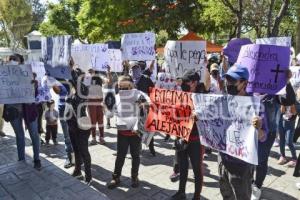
[278,114,297,160]
[60,119,73,154]
[11,117,40,161]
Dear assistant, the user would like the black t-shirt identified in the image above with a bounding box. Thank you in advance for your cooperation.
[136,75,154,95]
[277,82,296,106]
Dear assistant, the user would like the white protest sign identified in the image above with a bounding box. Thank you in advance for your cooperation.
[121,32,156,61]
[35,84,52,103]
[71,44,109,72]
[289,66,300,92]
[146,60,157,83]
[0,65,35,104]
[164,40,206,82]
[155,72,179,90]
[30,62,46,81]
[192,94,260,165]
[108,49,123,72]
[256,37,291,47]
[41,35,72,68]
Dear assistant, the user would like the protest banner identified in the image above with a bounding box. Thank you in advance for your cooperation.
[236,44,290,94]
[155,72,179,90]
[0,65,35,104]
[121,32,156,61]
[44,64,72,79]
[30,62,46,81]
[71,44,109,72]
[289,66,300,92]
[41,35,72,68]
[145,87,194,141]
[192,94,260,165]
[256,37,291,47]
[108,49,123,72]
[164,40,206,82]
[35,86,52,103]
[223,38,252,64]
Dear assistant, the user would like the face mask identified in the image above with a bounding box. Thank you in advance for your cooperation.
[211,71,219,79]
[181,83,190,92]
[226,84,239,95]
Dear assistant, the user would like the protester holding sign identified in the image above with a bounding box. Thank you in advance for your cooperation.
[4,54,41,170]
[107,75,150,189]
[170,70,207,200]
[218,64,266,200]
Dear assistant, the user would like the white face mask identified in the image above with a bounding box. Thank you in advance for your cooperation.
[7,61,19,65]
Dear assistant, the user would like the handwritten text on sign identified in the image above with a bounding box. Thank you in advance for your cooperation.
[41,35,72,68]
[236,44,290,94]
[121,32,156,61]
[108,49,123,72]
[145,88,194,141]
[164,40,206,82]
[192,94,260,165]
[0,65,35,104]
[71,44,109,72]
[223,38,252,64]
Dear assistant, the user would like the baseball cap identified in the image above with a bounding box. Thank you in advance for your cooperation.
[182,69,200,82]
[224,64,249,80]
[129,61,139,68]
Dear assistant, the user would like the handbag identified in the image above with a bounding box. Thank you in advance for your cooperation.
[3,105,20,122]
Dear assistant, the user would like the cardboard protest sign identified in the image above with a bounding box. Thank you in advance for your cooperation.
[121,32,156,60]
[0,65,35,104]
[256,37,291,47]
[35,85,52,103]
[44,64,72,79]
[71,44,109,72]
[108,49,123,72]
[223,38,252,64]
[192,94,260,165]
[236,44,290,94]
[41,35,72,68]
[289,66,300,92]
[145,87,194,140]
[164,40,206,82]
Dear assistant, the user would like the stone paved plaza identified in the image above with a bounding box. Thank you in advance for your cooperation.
[0,119,299,200]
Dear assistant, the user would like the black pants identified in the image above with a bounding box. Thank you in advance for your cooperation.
[178,141,203,198]
[45,124,58,141]
[149,137,155,152]
[113,133,141,177]
[294,153,300,177]
[173,150,180,174]
[68,120,91,179]
[37,103,44,133]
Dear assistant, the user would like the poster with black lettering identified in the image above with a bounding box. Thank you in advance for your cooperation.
[41,35,72,79]
[289,66,300,92]
[121,32,156,61]
[145,87,194,141]
[192,94,260,165]
[0,65,35,104]
[236,44,290,94]
[164,41,206,82]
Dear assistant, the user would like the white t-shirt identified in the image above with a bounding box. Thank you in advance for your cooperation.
[210,75,222,94]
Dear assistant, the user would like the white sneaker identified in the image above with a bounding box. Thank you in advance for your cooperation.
[251,185,262,200]
[296,182,300,190]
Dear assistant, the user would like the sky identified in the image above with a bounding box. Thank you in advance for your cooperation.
[40,0,59,5]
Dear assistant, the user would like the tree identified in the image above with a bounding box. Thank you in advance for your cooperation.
[296,0,300,54]
[31,0,46,31]
[0,0,32,49]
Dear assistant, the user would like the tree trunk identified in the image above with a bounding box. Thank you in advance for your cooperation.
[267,0,275,36]
[236,11,242,38]
[270,0,290,37]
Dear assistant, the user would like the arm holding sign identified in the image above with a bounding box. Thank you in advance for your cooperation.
[252,116,267,142]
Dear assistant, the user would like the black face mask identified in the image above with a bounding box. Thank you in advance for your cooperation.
[226,85,239,95]
[181,83,190,92]
[211,71,219,79]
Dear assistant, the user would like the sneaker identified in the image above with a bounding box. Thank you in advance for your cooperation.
[285,145,289,150]
[251,185,262,200]
[99,137,106,145]
[170,172,180,182]
[0,131,6,137]
[131,177,139,188]
[170,192,186,200]
[64,158,74,169]
[277,156,287,165]
[53,140,58,145]
[285,160,297,168]
[296,182,300,190]
[85,176,92,186]
[45,140,50,146]
[106,124,111,129]
[40,139,45,145]
[89,138,97,146]
[71,170,83,178]
[107,177,120,189]
[33,160,42,170]
[204,153,209,159]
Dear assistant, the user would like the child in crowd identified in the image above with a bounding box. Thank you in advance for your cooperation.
[45,100,58,145]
